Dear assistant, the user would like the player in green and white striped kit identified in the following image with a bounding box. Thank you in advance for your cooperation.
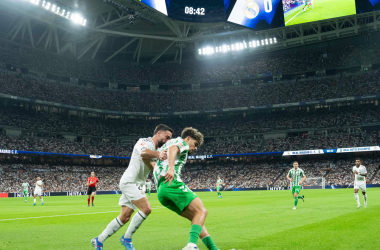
[286,161,306,209]
[153,127,219,250]
[146,179,152,198]
[22,182,29,202]
[216,177,223,198]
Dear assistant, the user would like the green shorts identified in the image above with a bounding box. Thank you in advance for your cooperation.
[292,186,301,194]
[147,189,151,192]
[23,191,28,195]
[157,178,198,215]
[216,186,221,191]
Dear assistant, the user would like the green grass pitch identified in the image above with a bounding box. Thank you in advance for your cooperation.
[1,188,380,250]
[284,0,356,26]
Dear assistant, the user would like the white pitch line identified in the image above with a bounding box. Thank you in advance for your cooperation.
[0,207,165,222]
[285,9,304,25]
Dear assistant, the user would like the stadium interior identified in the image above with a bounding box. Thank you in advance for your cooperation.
[1,0,380,249]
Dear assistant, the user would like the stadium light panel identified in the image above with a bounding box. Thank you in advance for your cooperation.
[227,45,230,51]
[252,42,256,47]
[261,40,264,46]
[198,49,202,55]
[274,37,277,43]
[240,43,244,50]
[203,48,206,54]
[257,41,260,46]
[52,4,56,12]
[269,38,273,44]
[231,44,235,50]
[42,1,46,6]
[215,47,219,52]
[248,42,251,47]
[265,39,268,45]
[219,46,222,52]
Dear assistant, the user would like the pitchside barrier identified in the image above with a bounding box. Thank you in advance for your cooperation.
[4,184,380,198]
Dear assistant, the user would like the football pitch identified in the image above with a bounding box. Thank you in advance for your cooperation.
[1,189,380,250]
[284,0,356,26]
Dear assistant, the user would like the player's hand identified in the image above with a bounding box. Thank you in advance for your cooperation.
[354,171,359,175]
[289,178,293,182]
[159,150,168,161]
[164,169,174,186]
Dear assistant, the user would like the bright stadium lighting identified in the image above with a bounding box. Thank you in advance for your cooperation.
[257,41,260,46]
[265,39,268,45]
[231,44,235,50]
[243,41,247,48]
[82,19,87,26]
[203,48,206,55]
[51,4,56,12]
[227,45,230,51]
[198,49,202,55]
[223,45,227,52]
[240,43,244,50]
[219,46,221,52]
[42,0,46,7]
[274,37,277,43]
[249,42,252,47]
[45,2,51,10]
[61,9,65,16]
[235,43,239,50]
[56,7,60,13]
[252,42,256,48]
[269,38,273,44]
[215,47,219,52]
[261,40,264,46]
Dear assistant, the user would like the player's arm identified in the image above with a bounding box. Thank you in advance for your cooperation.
[300,175,306,185]
[286,174,292,182]
[360,167,367,177]
[164,145,179,186]
[86,178,92,186]
[142,158,156,171]
[353,173,356,183]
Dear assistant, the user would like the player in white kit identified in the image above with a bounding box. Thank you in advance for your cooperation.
[352,158,367,208]
[33,177,44,206]
[92,124,173,250]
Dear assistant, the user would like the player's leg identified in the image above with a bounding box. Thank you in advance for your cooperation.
[93,205,134,250]
[23,191,28,202]
[120,184,151,249]
[181,201,219,250]
[123,196,152,240]
[148,189,151,198]
[91,191,95,206]
[33,193,37,205]
[354,184,361,208]
[87,194,91,207]
[39,195,44,205]
[360,184,367,207]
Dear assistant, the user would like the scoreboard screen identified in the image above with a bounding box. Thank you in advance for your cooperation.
[356,0,380,13]
[139,0,379,30]
[226,0,285,30]
[283,0,356,26]
[165,0,226,23]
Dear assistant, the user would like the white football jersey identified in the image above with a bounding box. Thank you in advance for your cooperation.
[352,165,367,183]
[120,137,156,186]
[35,180,43,191]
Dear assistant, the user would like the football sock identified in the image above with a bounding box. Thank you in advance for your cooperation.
[148,191,150,196]
[202,235,219,250]
[363,194,367,203]
[88,197,90,205]
[188,224,202,244]
[297,195,303,199]
[34,198,36,203]
[294,197,298,206]
[41,198,43,203]
[92,196,94,203]
[354,193,360,205]
[98,217,124,243]
[124,211,147,239]
[24,195,27,201]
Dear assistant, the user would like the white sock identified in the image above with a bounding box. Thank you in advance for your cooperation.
[41,198,43,203]
[98,217,124,243]
[363,194,367,203]
[34,198,36,203]
[124,211,147,239]
[354,193,360,205]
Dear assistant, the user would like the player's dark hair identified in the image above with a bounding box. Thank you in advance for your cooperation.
[181,127,204,147]
[154,124,174,135]
[293,161,299,164]
[355,158,361,162]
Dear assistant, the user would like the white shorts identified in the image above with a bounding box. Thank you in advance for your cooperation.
[354,182,366,192]
[34,189,42,196]
[118,183,146,210]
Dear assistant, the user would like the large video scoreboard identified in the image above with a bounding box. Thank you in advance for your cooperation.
[139,0,380,30]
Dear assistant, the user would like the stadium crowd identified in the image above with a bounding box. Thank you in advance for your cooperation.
[1,157,379,192]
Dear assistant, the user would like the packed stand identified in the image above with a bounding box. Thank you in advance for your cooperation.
[340,71,380,98]
[303,132,366,150]
[250,81,295,106]
[292,78,339,102]
[263,136,303,152]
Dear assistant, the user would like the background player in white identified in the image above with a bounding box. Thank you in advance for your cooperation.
[92,124,173,250]
[33,176,44,206]
[352,158,367,208]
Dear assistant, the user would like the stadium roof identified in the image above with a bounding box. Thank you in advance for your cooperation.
[0,0,379,64]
